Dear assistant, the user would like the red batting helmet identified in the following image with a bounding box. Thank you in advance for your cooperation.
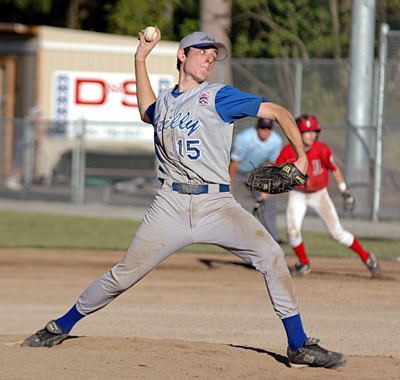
[295,114,321,133]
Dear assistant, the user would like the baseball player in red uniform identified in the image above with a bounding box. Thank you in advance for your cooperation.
[275,114,382,278]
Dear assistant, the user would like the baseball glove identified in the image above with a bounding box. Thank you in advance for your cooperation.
[342,190,355,210]
[246,164,308,194]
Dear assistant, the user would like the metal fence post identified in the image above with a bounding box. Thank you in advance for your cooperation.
[71,119,86,203]
[294,61,303,117]
[21,117,35,196]
[372,24,389,221]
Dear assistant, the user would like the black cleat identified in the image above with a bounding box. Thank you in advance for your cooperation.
[365,252,383,278]
[290,262,311,277]
[21,320,69,348]
[287,337,346,368]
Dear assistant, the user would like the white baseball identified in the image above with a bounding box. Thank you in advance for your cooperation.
[143,26,157,42]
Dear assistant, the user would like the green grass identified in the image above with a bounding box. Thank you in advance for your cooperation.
[0,211,139,250]
[0,211,398,259]
[286,230,399,260]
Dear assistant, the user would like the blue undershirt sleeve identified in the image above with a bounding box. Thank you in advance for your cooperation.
[215,86,269,123]
[146,102,156,124]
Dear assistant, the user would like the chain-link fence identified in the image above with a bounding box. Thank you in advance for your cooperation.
[232,51,400,221]
[0,118,157,206]
[378,30,400,220]
[0,116,398,220]
[232,59,349,124]
[384,30,400,126]
[0,44,399,220]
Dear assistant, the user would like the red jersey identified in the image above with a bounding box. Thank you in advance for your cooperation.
[275,141,337,192]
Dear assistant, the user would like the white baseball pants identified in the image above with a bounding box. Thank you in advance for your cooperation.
[286,188,354,247]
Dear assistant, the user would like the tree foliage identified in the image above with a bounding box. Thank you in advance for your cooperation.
[1,0,399,58]
[231,0,352,59]
[0,0,116,30]
[106,0,199,40]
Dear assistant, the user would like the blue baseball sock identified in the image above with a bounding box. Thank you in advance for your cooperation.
[55,305,85,333]
[282,313,307,351]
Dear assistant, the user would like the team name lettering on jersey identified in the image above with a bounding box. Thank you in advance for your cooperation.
[156,111,201,137]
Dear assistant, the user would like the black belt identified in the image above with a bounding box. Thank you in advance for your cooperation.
[171,182,230,194]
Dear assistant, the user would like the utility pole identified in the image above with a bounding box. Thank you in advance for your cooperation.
[345,0,376,217]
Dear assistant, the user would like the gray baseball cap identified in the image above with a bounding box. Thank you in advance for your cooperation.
[179,32,228,61]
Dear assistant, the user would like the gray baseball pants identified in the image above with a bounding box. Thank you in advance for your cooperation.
[76,184,298,319]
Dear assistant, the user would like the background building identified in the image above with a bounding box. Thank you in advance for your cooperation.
[0,23,179,181]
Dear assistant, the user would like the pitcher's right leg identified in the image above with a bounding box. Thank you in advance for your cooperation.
[22,188,193,347]
[77,189,193,315]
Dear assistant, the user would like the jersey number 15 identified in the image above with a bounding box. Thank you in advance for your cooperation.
[177,139,201,160]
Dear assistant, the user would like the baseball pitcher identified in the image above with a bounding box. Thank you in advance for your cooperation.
[22,30,345,369]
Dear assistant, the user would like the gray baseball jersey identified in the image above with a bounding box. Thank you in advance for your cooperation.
[154,82,231,185]
[76,82,299,320]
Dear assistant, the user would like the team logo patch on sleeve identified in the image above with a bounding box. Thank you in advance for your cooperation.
[198,90,212,106]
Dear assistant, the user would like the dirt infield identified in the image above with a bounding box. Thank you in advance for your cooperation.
[1,248,399,379]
